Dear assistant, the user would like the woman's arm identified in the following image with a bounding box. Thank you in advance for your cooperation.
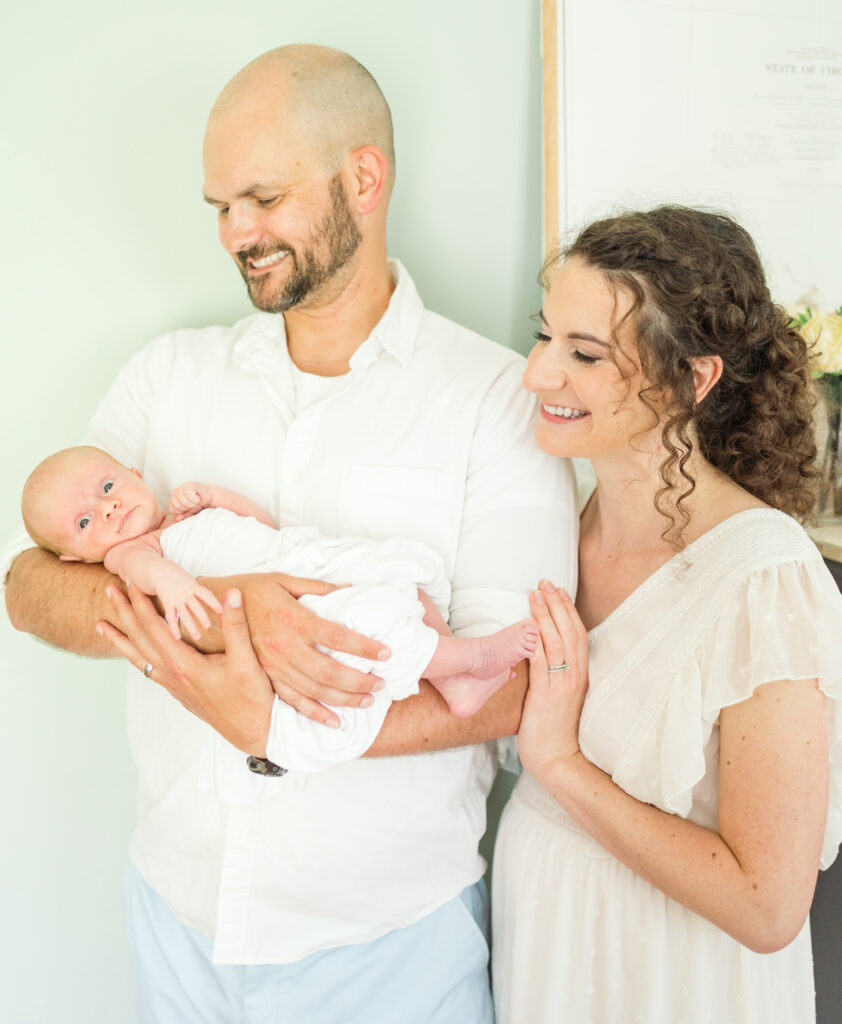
[520,581,828,954]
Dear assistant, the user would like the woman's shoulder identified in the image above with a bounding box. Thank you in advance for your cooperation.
[695,507,817,567]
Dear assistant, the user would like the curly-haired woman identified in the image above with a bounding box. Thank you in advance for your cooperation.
[492,206,842,1023]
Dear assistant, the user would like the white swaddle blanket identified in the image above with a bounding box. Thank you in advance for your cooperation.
[161,508,451,799]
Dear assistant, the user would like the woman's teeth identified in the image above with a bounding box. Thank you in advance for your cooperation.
[543,403,587,419]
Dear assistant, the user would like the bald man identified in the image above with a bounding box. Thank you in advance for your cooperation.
[4,45,576,1023]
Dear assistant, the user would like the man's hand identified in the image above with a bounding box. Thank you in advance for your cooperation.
[227,573,391,727]
[97,584,274,755]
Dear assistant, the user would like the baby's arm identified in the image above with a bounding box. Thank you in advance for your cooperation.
[168,482,275,527]
[104,536,222,641]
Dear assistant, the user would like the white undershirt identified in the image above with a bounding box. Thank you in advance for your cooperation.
[289,361,351,414]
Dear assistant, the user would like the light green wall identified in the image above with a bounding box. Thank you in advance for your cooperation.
[1,2,541,1019]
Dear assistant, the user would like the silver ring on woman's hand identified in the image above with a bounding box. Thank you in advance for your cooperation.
[143,662,154,678]
[547,662,570,672]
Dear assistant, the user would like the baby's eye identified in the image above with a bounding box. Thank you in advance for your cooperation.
[78,516,91,531]
[103,480,114,494]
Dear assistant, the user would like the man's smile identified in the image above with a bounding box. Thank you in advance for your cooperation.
[248,250,289,272]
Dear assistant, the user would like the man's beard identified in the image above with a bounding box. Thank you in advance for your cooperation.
[237,175,363,313]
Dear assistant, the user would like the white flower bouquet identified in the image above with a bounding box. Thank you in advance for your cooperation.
[790,305,842,516]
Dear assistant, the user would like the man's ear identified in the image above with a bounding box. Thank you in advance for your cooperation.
[346,145,389,216]
[59,553,81,562]
[691,355,723,405]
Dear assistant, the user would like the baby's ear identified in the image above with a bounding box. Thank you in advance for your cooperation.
[130,467,143,479]
[58,553,81,562]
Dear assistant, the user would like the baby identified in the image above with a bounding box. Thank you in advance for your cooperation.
[22,446,537,777]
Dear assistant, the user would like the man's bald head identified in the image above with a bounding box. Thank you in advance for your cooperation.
[210,44,395,184]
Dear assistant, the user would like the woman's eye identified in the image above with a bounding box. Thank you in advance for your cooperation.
[532,330,551,344]
[78,517,90,531]
[573,350,599,365]
[103,480,114,494]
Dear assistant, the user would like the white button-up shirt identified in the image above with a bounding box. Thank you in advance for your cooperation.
[3,262,577,963]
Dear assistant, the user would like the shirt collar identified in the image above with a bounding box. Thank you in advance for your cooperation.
[232,259,424,378]
[350,259,424,370]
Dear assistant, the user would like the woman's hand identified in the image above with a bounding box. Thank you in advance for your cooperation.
[517,579,590,778]
[97,584,275,755]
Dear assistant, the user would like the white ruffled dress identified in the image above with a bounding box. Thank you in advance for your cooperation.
[492,509,842,1024]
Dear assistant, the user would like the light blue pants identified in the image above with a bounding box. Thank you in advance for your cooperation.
[123,865,493,1024]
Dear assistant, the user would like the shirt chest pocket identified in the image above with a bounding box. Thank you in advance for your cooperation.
[339,465,454,559]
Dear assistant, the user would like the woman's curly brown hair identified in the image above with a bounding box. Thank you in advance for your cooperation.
[543,205,817,544]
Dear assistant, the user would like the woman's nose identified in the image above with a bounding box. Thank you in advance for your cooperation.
[523,344,566,393]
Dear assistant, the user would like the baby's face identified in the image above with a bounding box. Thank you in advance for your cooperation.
[37,451,164,563]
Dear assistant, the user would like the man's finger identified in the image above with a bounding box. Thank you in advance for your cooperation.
[96,619,147,675]
[106,586,164,665]
[270,679,342,729]
[220,589,259,667]
[278,574,343,599]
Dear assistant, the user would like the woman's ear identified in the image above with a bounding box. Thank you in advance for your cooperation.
[691,355,723,404]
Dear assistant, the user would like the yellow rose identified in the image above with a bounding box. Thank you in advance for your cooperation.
[802,313,842,374]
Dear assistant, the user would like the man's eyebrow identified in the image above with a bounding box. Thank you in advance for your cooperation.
[203,183,283,206]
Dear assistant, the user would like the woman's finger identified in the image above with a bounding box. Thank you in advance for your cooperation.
[540,582,580,670]
[527,633,550,691]
[529,587,566,665]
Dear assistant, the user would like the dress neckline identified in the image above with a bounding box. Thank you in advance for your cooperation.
[585,507,790,640]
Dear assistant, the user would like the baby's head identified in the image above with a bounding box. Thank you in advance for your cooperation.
[22,446,164,563]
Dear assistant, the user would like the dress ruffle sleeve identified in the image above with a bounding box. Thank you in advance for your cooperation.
[639,557,842,869]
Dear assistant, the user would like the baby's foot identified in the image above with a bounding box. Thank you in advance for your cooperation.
[470,619,539,679]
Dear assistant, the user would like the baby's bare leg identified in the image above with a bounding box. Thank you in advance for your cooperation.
[417,589,452,638]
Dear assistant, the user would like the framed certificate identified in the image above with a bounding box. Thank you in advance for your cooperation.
[542,0,842,306]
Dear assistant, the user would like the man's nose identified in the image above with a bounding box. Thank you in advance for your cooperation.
[220,205,262,254]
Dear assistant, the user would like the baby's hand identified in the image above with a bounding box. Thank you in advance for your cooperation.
[155,562,223,641]
[168,482,212,518]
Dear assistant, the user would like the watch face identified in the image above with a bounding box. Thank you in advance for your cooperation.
[246,755,288,777]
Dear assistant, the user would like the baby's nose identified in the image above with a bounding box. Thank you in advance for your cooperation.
[102,498,120,520]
